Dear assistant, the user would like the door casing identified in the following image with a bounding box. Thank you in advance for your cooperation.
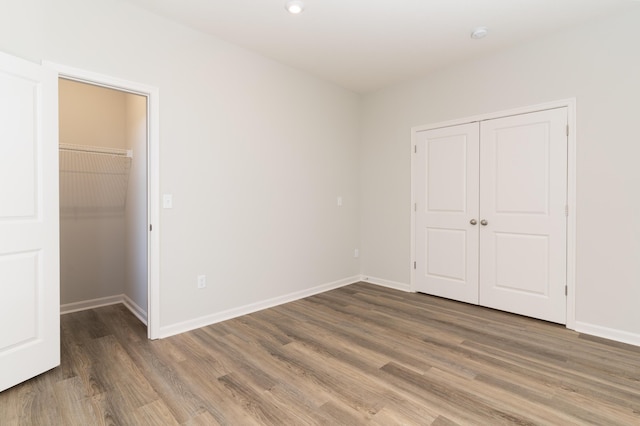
[410,99,577,330]
[46,62,161,339]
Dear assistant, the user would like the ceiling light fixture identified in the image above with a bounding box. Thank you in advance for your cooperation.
[285,0,305,14]
[470,26,489,39]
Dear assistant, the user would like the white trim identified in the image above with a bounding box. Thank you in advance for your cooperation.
[565,99,577,330]
[410,128,418,292]
[147,83,161,340]
[44,61,161,339]
[60,294,148,326]
[362,275,412,292]
[575,321,640,348]
[158,276,361,339]
[123,295,148,325]
[410,98,577,329]
[61,295,124,315]
[411,99,575,133]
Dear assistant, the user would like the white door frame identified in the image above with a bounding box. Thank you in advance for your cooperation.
[45,62,161,339]
[410,98,577,330]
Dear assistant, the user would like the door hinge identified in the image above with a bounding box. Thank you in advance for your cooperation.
[566,124,569,137]
[413,261,416,269]
[565,205,569,217]
[414,203,417,212]
[565,285,568,296]
[414,145,417,154]
[150,224,153,231]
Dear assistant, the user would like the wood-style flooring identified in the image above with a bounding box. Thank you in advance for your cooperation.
[2,282,639,425]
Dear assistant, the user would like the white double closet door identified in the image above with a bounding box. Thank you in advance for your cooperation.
[414,108,568,324]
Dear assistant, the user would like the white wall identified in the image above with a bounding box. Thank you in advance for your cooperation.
[124,94,148,315]
[1,0,361,331]
[360,9,640,341]
[58,79,127,305]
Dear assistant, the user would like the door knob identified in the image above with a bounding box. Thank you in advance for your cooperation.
[480,219,488,226]
[470,219,477,225]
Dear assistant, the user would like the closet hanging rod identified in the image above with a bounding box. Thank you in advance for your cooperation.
[59,143,133,158]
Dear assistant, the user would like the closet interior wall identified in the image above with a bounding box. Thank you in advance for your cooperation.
[59,79,147,318]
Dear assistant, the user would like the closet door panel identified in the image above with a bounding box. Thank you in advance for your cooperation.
[414,123,479,304]
[479,108,567,324]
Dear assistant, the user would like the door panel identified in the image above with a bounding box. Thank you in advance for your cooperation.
[494,123,549,214]
[426,228,467,281]
[414,123,479,304]
[494,233,549,295]
[0,72,38,218]
[0,251,39,350]
[479,108,567,323]
[0,51,59,392]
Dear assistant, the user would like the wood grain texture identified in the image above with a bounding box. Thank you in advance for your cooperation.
[1,282,639,425]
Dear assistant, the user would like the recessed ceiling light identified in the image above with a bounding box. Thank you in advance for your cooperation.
[285,0,305,14]
[471,26,489,39]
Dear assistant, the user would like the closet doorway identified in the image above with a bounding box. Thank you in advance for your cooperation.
[59,78,148,327]
[52,63,160,339]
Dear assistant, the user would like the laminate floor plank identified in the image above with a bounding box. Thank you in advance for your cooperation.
[460,338,640,412]
[254,305,392,371]
[129,399,181,426]
[316,399,373,424]
[2,282,639,425]
[52,376,102,426]
[215,326,334,408]
[301,294,470,354]
[169,357,260,426]
[182,410,223,426]
[114,333,222,423]
[275,299,436,373]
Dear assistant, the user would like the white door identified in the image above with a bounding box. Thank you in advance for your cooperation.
[479,108,567,323]
[414,123,480,304]
[0,52,60,392]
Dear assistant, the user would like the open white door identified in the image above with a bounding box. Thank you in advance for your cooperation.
[0,51,60,392]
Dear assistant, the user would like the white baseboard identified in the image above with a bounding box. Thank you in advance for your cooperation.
[360,275,412,292]
[574,321,640,347]
[159,275,361,339]
[61,295,124,315]
[61,294,148,326]
[123,295,148,325]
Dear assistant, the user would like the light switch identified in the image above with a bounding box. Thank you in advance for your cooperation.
[337,196,343,207]
[163,194,173,209]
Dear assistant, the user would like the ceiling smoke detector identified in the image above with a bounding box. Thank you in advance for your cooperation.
[471,26,489,39]
[285,0,305,14]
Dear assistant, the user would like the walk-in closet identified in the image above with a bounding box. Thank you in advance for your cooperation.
[58,79,148,324]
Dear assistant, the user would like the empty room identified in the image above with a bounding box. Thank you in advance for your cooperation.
[1,0,639,424]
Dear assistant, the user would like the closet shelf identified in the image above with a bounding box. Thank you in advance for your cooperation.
[59,144,132,216]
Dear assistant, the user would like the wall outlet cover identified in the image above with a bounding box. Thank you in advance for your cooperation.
[197,275,206,289]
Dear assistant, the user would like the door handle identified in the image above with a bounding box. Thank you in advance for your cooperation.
[470,219,477,225]
[480,219,488,226]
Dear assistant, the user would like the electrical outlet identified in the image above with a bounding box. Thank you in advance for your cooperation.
[337,196,343,207]
[354,249,359,258]
[197,275,206,289]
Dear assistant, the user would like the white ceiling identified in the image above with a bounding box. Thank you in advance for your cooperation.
[121,0,639,93]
